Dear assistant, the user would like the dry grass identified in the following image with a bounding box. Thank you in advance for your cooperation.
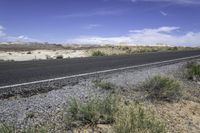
[87,46,196,56]
[64,94,117,128]
[113,102,166,133]
[143,75,182,102]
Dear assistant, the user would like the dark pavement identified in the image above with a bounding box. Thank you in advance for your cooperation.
[0,50,200,87]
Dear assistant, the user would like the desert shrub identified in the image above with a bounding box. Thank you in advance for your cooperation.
[65,95,117,127]
[186,62,200,81]
[91,50,106,56]
[119,46,132,53]
[113,103,166,133]
[22,126,47,133]
[143,75,182,102]
[94,80,115,90]
[172,46,178,51]
[121,46,130,51]
[56,55,63,59]
[27,51,32,54]
[0,123,15,133]
[0,123,47,133]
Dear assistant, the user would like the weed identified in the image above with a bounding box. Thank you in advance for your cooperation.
[143,75,182,102]
[0,123,15,133]
[91,50,106,56]
[65,95,117,127]
[94,80,115,90]
[113,103,166,133]
[186,62,200,81]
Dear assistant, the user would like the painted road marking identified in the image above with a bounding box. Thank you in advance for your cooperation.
[0,55,200,89]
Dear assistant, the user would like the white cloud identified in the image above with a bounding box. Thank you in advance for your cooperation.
[129,26,179,33]
[0,25,4,30]
[0,25,6,37]
[17,35,29,40]
[68,26,200,46]
[160,11,167,16]
[0,25,39,42]
[84,24,102,29]
[57,9,126,18]
[131,0,200,5]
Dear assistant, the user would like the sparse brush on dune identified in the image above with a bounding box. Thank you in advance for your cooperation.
[91,50,106,56]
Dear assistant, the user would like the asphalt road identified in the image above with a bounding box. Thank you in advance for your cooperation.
[0,50,200,87]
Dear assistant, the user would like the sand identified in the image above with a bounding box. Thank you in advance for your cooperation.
[0,50,88,61]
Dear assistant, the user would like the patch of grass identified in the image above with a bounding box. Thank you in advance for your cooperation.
[186,62,200,80]
[93,80,115,90]
[26,112,35,119]
[0,123,15,133]
[0,123,47,133]
[65,95,117,127]
[113,103,166,133]
[143,75,182,102]
[91,50,106,56]
[22,126,47,133]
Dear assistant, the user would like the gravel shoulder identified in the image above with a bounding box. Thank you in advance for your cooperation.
[0,59,200,132]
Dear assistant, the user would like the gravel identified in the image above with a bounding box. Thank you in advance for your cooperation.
[0,60,198,129]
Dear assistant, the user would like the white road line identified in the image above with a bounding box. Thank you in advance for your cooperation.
[0,55,200,89]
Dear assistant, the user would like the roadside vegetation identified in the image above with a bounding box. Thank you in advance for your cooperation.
[91,50,106,56]
[55,55,64,59]
[88,45,197,57]
[64,94,117,128]
[1,60,200,132]
[64,94,167,133]
[93,80,115,90]
[186,62,200,81]
[143,75,182,102]
[114,103,166,133]
[0,123,15,133]
[0,123,47,133]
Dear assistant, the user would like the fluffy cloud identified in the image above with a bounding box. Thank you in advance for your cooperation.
[68,26,200,46]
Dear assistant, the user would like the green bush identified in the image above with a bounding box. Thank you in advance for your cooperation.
[0,123,15,133]
[91,50,106,56]
[113,103,166,133]
[65,95,117,127]
[186,62,200,80]
[143,75,182,102]
[0,123,47,133]
[94,80,115,90]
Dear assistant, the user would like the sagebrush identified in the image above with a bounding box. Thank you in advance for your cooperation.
[113,103,166,133]
[143,75,182,102]
[65,95,117,127]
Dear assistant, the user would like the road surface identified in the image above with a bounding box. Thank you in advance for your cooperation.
[0,50,200,87]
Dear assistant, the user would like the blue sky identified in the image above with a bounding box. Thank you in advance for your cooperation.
[0,0,200,46]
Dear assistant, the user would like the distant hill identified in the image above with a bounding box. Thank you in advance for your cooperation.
[0,42,65,51]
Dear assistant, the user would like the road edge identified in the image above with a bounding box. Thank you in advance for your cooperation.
[0,55,200,99]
